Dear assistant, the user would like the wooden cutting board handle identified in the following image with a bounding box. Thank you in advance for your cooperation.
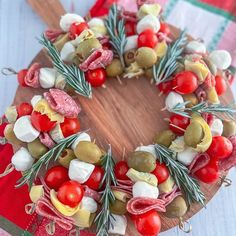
[27,0,66,29]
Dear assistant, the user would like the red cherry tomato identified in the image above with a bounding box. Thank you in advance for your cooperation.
[69,22,89,39]
[169,114,190,135]
[172,71,198,94]
[206,136,233,160]
[194,159,219,183]
[60,117,80,138]
[125,21,136,36]
[114,161,129,180]
[134,210,161,236]
[215,75,227,96]
[85,68,106,87]
[159,23,171,35]
[31,111,56,132]
[57,180,84,208]
[157,81,172,94]
[138,29,158,48]
[17,69,28,87]
[84,166,104,190]
[16,103,33,118]
[0,123,8,137]
[151,161,169,184]
[44,166,70,191]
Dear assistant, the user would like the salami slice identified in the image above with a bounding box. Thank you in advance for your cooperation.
[97,36,110,46]
[189,152,211,174]
[203,74,216,89]
[159,185,182,206]
[44,89,81,117]
[24,63,41,88]
[39,133,55,149]
[120,7,137,22]
[202,113,214,126]
[157,32,172,43]
[83,185,101,202]
[44,29,64,43]
[195,85,207,102]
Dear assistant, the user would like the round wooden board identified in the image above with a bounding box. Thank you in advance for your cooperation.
[12,27,234,234]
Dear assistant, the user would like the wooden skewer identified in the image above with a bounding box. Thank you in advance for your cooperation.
[158,91,164,97]
[161,106,167,111]
[102,84,107,89]
[169,123,186,132]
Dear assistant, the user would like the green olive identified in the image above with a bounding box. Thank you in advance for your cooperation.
[127,151,156,173]
[27,139,48,159]
[72,55,81,67]
[183,93,198,108]
[158,176,175,194]
[110,199,127,215]
[74,141,102,164]
[222,120,236,137]
[106,59,124,77]
[184,121,204,148]
[124,49,136,66]
[4,124,22,145]
[58,148,76,168]
[165,196,188,218]
[76,38,102,61]
[144,68,154,80]
[154,130,176,147]
[135,47,157,68]
[54,33,70,52]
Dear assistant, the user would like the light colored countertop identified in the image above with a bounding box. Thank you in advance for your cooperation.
[0,1,236,236]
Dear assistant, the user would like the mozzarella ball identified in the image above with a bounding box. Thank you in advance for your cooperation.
[185,41,206,54]
[177,147,198,166]
[31,95,43,108]
[132,181,159,199]
[135,145,156,158]
[13,116,40,142]
[80,197,98,213]
[88,18,105,28]
[124,35,138,52]
[209,50,232,70]
[11,147,34,171]
[60,13,85,32]
[137,15,160,34]
[39,68,57,89]
[108,214,127,235]
[60,41,75,62]
[71,132,91,150]
[165,92,184,111]
[210,118,223,136]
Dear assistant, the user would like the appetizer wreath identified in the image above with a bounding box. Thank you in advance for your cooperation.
[1,2,236,236]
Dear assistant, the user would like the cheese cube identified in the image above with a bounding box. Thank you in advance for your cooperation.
[137,15,160,34]
[80,197,98,213]
[39,68,57,89]
[132,181,159,199]
[108,214,127,235]
[60,13,85,32]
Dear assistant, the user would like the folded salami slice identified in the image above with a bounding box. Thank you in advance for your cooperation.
[79,48,113,72]
[97,36,110,46]
[44,29,64,43]
[120,7,137,22]
[159,185,182,206]
[44,89,81,117]
[83,185,101,202]
[202,113,214,126]
[203,74,216,89]
[126,197,166,215]
[24,63,41,88]
[39,133,55,149]
[157,32,172,43]
[189,152,211,174]
[195,86,207,102]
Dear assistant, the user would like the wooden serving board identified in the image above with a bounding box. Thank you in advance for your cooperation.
[12,0,234,234]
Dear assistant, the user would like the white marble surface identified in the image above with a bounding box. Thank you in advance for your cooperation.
[0,0,236,236]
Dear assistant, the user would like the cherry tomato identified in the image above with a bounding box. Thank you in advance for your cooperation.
[151,161,169,184]
[125,21,136,36]
[57,180,84,208]
[69,22,89,39]
[194,159,219,183]
[172,71,198,94]
[134,210,161,236]
[60,117,80,138]
[85,68,106,87]
[17,69,28,87]
[16,103,33,118]
[159,22,171,35]
[206,136,233,160]
[169,114,190,135]
[215,75,227,96]
[157,81,172,94]
[138,29,158,48]
[114,161,129,180]
[0,122,8,137]
[44,166,70,191]
[84,166,104,190]
[31,111,56,132]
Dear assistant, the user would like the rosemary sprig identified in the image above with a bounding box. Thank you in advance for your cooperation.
[95,145,117,236]
[153,30,187,84]
[16,132,85,189]
[155,144,206,206]
[170,101,236,119]
[105,4,127,68]
[38,34,92,98]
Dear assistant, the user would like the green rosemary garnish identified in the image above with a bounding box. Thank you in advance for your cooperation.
[38,35,92,98]
[153,30,187,84]
[155,144,206,206]
[170,101,236,119]
[95,145,117,236]
[105,4,127,68]
[16,132,85,189]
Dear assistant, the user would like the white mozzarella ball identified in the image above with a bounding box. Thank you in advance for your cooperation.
[177,147,198,166]
[13,116,39,142]
[137,15,160,34]
[49,124,64,143]
[11,147,34,171]
[165,92,184,111]
[80,197,98,213]
[124,35,138,52]
[60,41,75,62]
[88,18,105,28]
[39,68,57,89]
[132,181,159,199]
[60,13,85,32]
[31,95,43,108]
[185,41,206,54]
[209,50,232,70]
[69,159,95,184]
[210,118,223,136]
[108,214,127,235]
[71,132,91,150]
[135,145,156,158]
